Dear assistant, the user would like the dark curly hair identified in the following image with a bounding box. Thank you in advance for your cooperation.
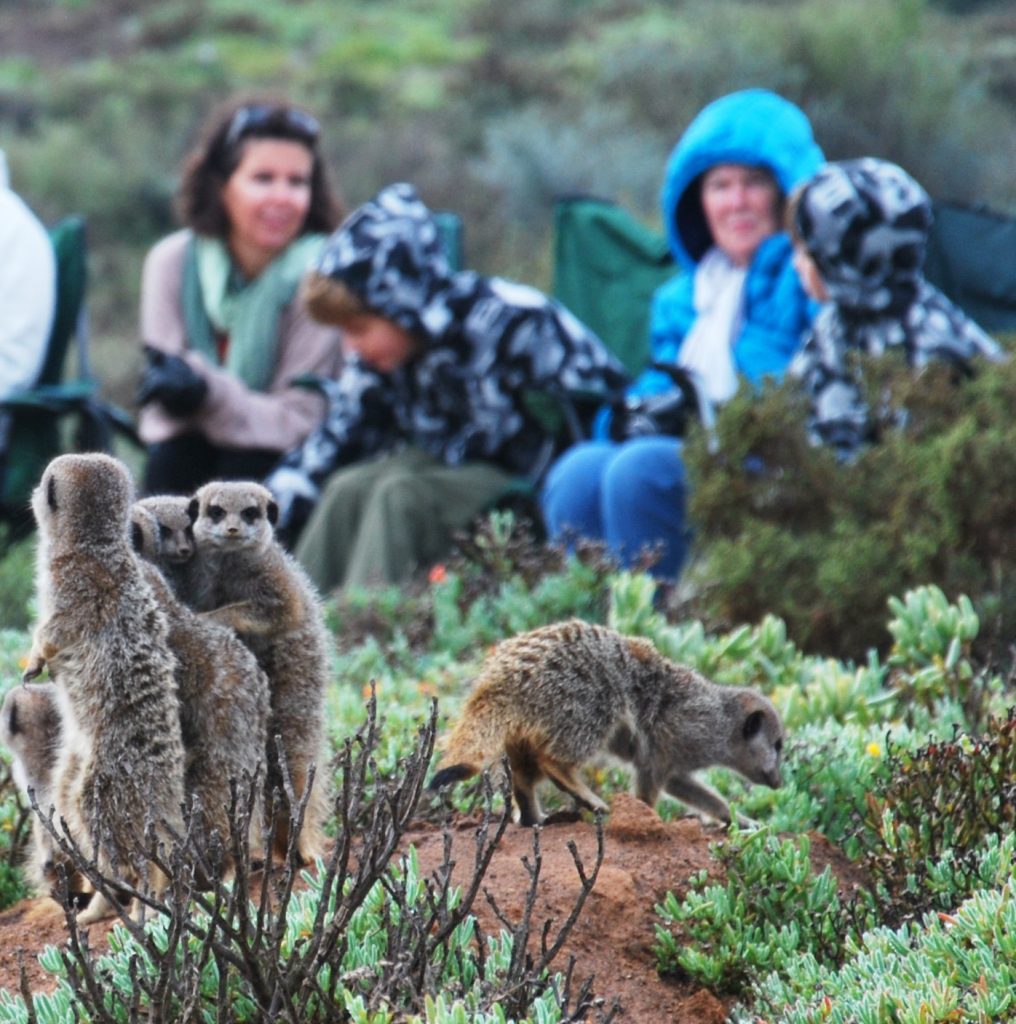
[176,95,344,238]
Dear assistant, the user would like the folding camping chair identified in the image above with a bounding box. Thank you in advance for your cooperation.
[0,215,140,535]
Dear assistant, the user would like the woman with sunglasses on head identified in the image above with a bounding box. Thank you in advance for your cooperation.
[137,97,346,495]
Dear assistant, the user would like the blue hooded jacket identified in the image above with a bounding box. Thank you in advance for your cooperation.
[630,89,823,404]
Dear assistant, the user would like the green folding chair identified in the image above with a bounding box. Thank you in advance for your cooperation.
[0,215,140,534]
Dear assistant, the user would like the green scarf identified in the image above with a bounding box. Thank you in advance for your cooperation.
[181,232,326,392]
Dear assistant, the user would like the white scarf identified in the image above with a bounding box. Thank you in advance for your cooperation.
[676,246,746,405]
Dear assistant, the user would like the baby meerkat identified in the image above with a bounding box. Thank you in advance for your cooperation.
[188,481,333,864]
[132,495,198,603]
[131,504,271,867]
[430,619,785,827]
[25,453,187,925]
[0,683,64,892]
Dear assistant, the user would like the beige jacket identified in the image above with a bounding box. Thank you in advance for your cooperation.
[138,229,343,451]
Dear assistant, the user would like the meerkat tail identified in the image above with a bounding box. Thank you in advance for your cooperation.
[428,763,478,790]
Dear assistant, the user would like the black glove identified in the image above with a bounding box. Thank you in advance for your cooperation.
[608,364,706,442]
[137,347,208,417]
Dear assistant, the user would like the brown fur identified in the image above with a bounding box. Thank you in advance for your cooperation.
[431,619,785,827]
[25,453,187,924]
[0,684,64,892]
[188,481,333,863]
[131,503,271,866]
[132,495,198,603]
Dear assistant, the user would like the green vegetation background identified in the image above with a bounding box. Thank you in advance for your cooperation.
[2,0,1016,416]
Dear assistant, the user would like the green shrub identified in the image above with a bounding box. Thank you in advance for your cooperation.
[685,352,1016,660]
[0,531,36,633]
[861,709,1016,926]
[654,829,875,997]
[742,851,1016,1023]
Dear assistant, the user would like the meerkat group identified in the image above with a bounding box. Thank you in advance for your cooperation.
[3,453,333,925]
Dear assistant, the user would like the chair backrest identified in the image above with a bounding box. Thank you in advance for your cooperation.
[552,196,675,377]
[38,214,88,386]
[434,210,464,272]
[925,201,1016,335]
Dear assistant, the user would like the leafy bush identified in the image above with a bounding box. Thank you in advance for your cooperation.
[861,709,1016,927]
[742,850,1016,1023]
[654,829,875,997]
[684,352,1016,660]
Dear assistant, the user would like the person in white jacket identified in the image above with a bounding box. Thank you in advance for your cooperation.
[0,162,55,400]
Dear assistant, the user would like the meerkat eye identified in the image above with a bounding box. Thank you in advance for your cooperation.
[774,738,783,754]
[158,525,172,541]
[208,505,226,524]
[241,506,261,524]
[46,474,58,511]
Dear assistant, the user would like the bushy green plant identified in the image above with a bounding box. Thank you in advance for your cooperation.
[0,531,36,633]
[654,829,875,997]
[741,849,1016,1023]
[685,352,1016,660]
[861,709,1016,926]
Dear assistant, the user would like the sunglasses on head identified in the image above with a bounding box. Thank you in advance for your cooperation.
[225,104,321,149]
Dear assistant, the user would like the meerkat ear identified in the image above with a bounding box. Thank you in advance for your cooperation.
[266,499,279,526]
[187,498,200,524]
[741,709,765,741]
[46,473,58,511]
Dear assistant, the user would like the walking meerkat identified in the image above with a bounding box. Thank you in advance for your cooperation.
[0,683,65,892]
[132,495,198,603]
[24,453,187,924]
[188,481,333,863]
[131,504,271,866]
[429,619,785,827]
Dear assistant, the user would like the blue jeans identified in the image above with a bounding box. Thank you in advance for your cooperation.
[539,436,690,580]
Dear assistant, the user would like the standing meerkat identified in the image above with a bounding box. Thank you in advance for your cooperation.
[25,453,187,925]
[132,495,198,603]
[188,481,333,863]
[131,504,271,866]
[429,619,785,827]
[0,683,66,893]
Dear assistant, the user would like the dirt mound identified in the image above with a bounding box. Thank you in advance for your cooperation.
[0,795,864,1019]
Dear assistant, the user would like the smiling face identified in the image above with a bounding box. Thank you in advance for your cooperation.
[700,163,781,268]
[220,138,314,277]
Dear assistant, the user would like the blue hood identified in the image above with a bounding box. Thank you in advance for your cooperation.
[661,89,823,271]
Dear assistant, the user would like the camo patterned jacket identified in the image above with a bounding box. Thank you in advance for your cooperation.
[266,183,628,530]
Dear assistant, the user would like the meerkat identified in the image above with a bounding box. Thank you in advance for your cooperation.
[130,504,271,867]
[24,453,187,925]
[429,619,785,827]
[132,495,198,603]
[188,480,333,863]
[0,683,64,892]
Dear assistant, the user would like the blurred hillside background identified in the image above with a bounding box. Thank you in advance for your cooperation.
[2,0,1015,410]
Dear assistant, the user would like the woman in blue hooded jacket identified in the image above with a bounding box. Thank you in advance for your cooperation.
[540,89,823,581]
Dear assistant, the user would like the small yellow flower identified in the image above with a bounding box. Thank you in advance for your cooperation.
[417,681,437,697]
[17,655,29,670]
[866,742,882,757]
[362,683,379,700]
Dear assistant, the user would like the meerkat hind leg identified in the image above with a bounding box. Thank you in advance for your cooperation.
[505,740,543,827]
[542,759,609,816]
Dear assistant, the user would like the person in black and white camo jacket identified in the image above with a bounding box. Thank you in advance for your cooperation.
[788,157,1004,462]
[265,182,628,592]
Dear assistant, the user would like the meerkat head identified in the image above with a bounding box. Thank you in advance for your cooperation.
[32,453,134,548]
[188,481,278,553]
[728,691,784,790]
[130,504,160,560]
[1,683,62,797]
[135,496,194,564]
